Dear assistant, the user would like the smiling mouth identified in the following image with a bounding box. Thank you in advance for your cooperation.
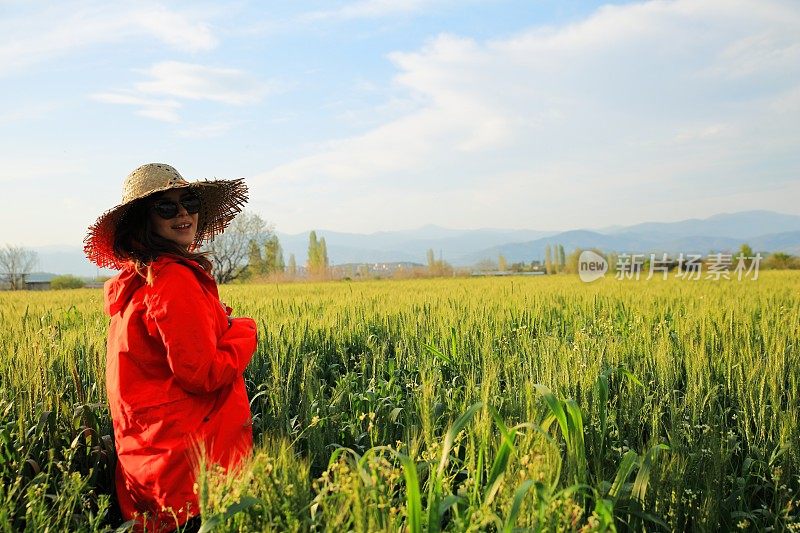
[172,223,192,230]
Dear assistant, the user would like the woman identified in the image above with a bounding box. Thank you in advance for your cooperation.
[84,163,258,532]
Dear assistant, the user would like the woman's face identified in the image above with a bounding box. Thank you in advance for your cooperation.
[147,188,200,249]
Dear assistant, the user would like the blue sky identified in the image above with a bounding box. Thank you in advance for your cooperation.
[1,0,799,247]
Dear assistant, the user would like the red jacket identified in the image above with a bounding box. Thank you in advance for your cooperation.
[104,254,257,531]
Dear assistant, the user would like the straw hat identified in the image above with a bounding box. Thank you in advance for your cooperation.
[84,163,248,269]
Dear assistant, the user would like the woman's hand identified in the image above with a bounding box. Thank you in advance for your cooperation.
[220,300,233,327]
[219,299,256,343]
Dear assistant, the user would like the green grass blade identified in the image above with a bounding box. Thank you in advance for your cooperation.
[428,402,481,532]
[485,406,517,504]
[197,496,263,533]
[424,342,453,366]
[595,373,609,467]
[391,451,423,533]
[502,479,534,533]
[632,444,669,503]
[592,497,616,532]
[608,450,638,500]
[534,385,569,446]
[565,399,588,484]
[436,402,482,479]
[438,495,461,518]
[617,368,644,388]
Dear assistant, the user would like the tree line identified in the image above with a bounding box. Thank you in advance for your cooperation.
[205,211,330,283]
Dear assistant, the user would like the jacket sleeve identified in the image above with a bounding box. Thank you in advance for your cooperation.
[144,264,257,394]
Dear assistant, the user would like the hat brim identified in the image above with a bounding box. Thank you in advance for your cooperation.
[84,178,248,270]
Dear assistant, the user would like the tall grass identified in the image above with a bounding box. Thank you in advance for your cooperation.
[0,272,798,530]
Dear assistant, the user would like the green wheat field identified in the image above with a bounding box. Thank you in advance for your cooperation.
[1,272,798,532]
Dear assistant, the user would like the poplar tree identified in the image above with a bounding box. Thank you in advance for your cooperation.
[264,235,285,274]
[307,231,320,273]
[307,231,329,275]
[247,240,265,276]
[319,237,329,269]
[288,254,297,276]
[545,245,553,274]
[275,247,285,272]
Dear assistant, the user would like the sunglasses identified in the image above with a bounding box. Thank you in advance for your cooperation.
[150,194,201,219]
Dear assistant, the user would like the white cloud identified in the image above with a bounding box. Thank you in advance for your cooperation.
[252,0,800,233]
[304,0,441,21]
[93,61,271,122]
[0,2,217,74]
[131,5,216,52]
[134,61,270,105]
[91,92,182,123]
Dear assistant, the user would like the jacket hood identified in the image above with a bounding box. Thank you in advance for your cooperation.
[103,255,216,316]
[104,267,144,317]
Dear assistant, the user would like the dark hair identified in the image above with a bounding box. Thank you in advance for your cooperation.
[113,195,213,283]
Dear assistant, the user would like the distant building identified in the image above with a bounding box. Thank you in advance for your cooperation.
[2,272,57,291]
[334,262,425,278]
[25,280,52,291]
[471,271,545,277]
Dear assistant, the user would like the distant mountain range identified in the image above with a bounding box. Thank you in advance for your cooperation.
[277,210,800,266]
[599,210,800,239]
[31,210,800,276]
[274,225,556,266]
[463,229,800,265]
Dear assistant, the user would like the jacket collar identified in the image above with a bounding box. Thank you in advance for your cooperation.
[104,254,217,316]
[150,253,217,292]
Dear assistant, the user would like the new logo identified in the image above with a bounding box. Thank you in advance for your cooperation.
[578,250,608,282]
